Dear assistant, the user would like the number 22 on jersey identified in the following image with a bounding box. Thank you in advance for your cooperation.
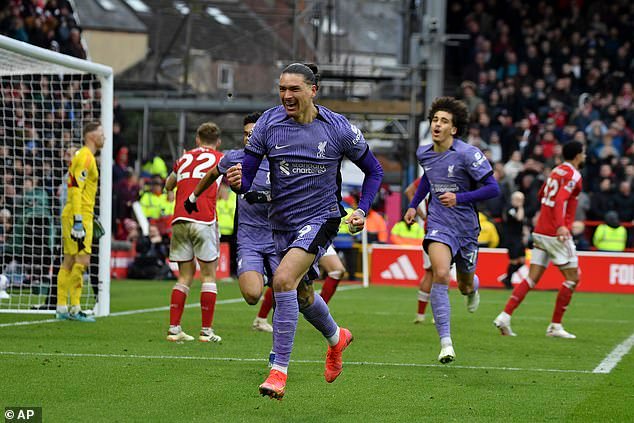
[177,152,218,181]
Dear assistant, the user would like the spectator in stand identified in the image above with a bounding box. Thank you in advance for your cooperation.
[140,176,168,220]
[592,211,627,252]
[503,150,524,182]
[127,224,173,280]
[589,178,616,221]
[612,181,634,223]
[113,169,141,241]
[365,202,388,244]
[141,154,169,179]
[61,27,85,60]
[113,146,130,185]
[571,221,591,252]
[461,81,483,115]
[575,191,591,222]
[390,218,424,246]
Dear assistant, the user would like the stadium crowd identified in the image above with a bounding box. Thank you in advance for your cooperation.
[446,0,634,248]
[0,0,86,58]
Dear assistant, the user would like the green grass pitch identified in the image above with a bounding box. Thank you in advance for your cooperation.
[1,280,633,422]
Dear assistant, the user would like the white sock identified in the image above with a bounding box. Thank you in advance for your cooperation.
[271,364,288,375]
[56,305,68,314]
[326,326,341,347]
[70,305,81,314]
[440,337,453,348]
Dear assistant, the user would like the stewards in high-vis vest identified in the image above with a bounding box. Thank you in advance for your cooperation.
[216,186,236,237]
[390,219,424,245]
[140,179,171,219]
[593,211,627,252]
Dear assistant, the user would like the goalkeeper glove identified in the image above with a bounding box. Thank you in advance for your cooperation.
[184,193,199,214]
[71,215,86,241]
[244,190,271,204]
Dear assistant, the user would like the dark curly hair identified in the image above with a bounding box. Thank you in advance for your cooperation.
[427,96,470,138]
[243,112,262,126]
[562,140,584,161]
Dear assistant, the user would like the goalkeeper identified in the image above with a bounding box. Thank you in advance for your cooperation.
[56,122,104,322]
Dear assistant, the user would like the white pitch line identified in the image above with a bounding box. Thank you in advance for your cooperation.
[592,332,634,374]
[0,350,592,374]
[0,284,364,328]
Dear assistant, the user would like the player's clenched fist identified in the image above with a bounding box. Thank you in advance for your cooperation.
[226,163,242,190]
[345,209,366,234]
[404,207,417,225]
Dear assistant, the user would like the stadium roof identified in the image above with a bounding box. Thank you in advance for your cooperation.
[74,0,148,33]
[131,0,291,63]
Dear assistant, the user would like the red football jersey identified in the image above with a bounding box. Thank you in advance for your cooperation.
[172,146,223,224]
[534,162,582,236]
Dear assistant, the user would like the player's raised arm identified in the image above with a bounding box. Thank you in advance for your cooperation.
[183,165,221,213]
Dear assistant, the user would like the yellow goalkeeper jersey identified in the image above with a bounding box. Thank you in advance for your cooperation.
[62,146,99,217]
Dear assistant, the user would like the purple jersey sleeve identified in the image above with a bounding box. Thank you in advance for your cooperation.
[334,118,368,161]
[463,145,494,182]
[353,148,384,214]
[408,174,431,209]
[217,149,243,174]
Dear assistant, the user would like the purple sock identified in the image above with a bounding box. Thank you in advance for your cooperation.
[272,291,299,368]
[431,283,451,339]
[300,292,338,339]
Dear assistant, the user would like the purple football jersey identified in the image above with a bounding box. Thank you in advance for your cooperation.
[245,105,368,231]
[218,149,271,231]
[416,138,493,236]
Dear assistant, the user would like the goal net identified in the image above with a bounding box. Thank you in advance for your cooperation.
[0,35,113,316]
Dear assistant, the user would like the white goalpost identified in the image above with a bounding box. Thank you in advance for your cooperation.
[0,35,113,316]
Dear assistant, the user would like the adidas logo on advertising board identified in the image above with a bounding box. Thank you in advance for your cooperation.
[380,255,419,280]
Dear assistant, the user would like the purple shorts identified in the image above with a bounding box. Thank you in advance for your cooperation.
[273,217,340,281]
[237,224,279,281]
[423,227,479,274]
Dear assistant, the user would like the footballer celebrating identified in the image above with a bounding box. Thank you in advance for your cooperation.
[227,63,383,399]
[405,96,500,363]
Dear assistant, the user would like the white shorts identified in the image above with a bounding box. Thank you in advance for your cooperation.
[531,233,578,268]
[422,249,457,279]
[423,249,431,270]
[323,244,337,257]
[169,221,219,263]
